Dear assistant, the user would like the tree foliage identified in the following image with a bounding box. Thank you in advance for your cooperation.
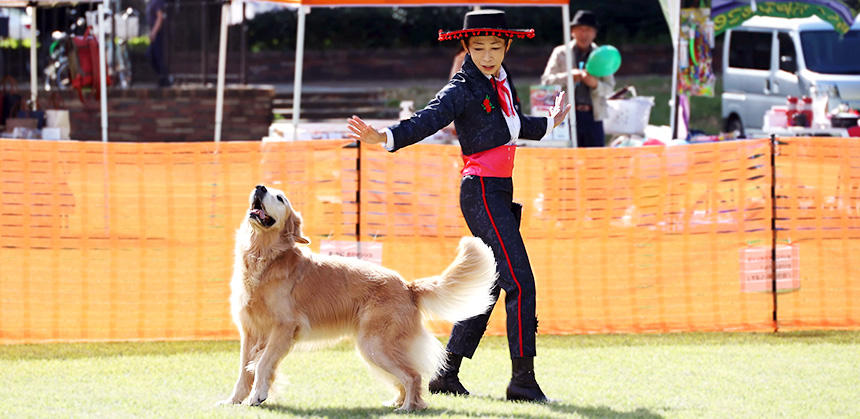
[246,0,859,52]
[247,1,670,52]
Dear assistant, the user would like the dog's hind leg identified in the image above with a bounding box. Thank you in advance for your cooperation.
[357,343,410,408]
[357,333,426,412]
[387,384,407,409]
[359,352,405,408]
[372,367,406,408]
[248,324,298,406]
[219,331,259,405]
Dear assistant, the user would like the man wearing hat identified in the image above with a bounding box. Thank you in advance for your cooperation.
[348,9,569,403]
[542,9,615,147]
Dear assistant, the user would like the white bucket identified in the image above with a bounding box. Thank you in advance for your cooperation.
[604,96,655,135]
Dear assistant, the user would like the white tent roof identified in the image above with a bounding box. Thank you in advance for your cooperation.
[0,1,102,6]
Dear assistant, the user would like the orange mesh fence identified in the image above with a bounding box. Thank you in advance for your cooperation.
[2,137,856,344]
[360,140,776,335]
[0,139,356,343]
[774,138,860,330]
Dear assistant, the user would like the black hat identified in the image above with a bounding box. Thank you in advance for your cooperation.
[438,9,535,42]
[570,10,599,29]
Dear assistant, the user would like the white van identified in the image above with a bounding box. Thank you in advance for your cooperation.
[722,16,860,135]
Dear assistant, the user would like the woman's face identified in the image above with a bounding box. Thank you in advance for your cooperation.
[464,36,511,77]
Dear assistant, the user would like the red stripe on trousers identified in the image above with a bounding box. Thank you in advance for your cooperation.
[479,177,523,357]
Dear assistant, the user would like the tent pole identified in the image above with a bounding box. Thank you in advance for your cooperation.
[215,1,230,142]
[28,5,37,111]
[98,2,109,142]
[561,4,576,147]
[97,2,111,231]
[670,0,680,140]
[292,6,307,141]
[240,1,247,84]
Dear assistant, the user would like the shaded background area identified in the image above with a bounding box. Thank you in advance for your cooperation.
[2,1,857,136]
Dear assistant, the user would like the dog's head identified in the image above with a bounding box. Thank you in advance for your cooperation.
[246,184,310,245]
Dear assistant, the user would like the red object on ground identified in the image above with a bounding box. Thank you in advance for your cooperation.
[643,138,665,146]
[848,125,860,137]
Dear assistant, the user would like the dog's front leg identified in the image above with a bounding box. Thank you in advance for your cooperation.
[248,324,297,406]
[219,331,258,405]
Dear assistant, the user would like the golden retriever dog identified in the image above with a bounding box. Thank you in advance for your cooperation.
[219,185,497,411]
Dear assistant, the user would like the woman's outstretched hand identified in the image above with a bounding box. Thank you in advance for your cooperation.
[549,91,572,128]
[347,115,386,145]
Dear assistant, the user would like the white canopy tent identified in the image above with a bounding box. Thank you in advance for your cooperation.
[212,0,577,145]
[2,0,109,141]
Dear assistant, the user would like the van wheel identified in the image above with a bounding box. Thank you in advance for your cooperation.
[724,116,745,138]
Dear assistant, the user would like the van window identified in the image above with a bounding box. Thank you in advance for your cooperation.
[729,31,772,70]
[800,30,860,74]
[777,32,797,73]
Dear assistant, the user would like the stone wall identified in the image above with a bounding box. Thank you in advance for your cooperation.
[162,44,688,84]
[39,86,273,142]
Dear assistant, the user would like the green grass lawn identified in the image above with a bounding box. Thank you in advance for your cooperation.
[613,75,724,135]
[2,332,858,418]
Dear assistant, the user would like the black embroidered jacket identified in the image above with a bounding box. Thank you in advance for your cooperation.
[388,54,548,155]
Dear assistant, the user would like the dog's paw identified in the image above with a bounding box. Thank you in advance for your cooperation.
[216,398,242,406]
[383,397,404,408]
[395,400,427,412]
[246,391,268,406]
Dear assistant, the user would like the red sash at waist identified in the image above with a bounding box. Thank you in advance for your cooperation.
[461,145,516,177]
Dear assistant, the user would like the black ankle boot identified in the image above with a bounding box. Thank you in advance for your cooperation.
[506,357,549,403]
[428,352,469,396]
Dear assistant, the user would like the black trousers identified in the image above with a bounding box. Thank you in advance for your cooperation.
[147,33,169,85]
[575,110,605,148]
[446,175,537,359]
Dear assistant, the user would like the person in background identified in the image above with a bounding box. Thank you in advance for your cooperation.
[147,0,172,87]
[541,9,615,147]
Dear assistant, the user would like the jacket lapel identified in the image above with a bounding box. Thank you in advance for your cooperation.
[462,54,518,119]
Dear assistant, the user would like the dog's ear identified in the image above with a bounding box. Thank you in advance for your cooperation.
[292,211,311,244]
[283,208,311,245]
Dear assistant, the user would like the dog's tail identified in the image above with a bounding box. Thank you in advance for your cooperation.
[409,236,497,323]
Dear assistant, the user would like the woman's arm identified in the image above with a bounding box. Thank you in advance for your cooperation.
[149,9,165,41]
[347,116,386,145]
[520,91,571,140]
[348,80,466,152]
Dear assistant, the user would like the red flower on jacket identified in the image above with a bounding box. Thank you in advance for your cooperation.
[482,94,495,113]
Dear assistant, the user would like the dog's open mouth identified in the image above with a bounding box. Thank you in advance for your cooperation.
[249,196,276,227]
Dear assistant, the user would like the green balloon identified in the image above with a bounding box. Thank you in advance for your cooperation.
[585,45,621,77]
